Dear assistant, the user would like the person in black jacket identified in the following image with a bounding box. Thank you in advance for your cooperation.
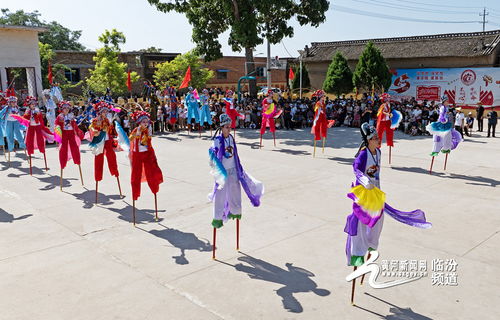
[476,102,484,132]
[487,109,497,137]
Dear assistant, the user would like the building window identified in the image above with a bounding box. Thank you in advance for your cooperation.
[148,60,163,68]
[256,66,266,77]
[216,70,228,79]
[64,68,81,83]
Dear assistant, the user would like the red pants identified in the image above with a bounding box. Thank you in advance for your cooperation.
[312,114,328,141]
[59,130,81,169]
[377,120,394,147]
[94,140,119,181]
[260,117,276,134]
[131,149,163,200]
[26,125,45,155]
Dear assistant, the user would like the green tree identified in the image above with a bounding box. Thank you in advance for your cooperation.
[86,29,140,95]
[39,42,82,94]
[147,0,329,97]
[291,64,311,89]
[323,51,353,96]
[352,41,391,94]
[0,9,85,50]
[153,50,214,90]
[139,46,163,53]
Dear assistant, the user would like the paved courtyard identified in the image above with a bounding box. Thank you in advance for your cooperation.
[0,126,499,319]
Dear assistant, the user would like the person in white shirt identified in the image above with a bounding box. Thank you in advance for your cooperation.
[454,108,465,138]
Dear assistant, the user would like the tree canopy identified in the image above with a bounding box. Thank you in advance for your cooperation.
[352,41,391,94]
[291,64,311,90]
[153,50,214,90]
[323,51,353,96]
[0,8,85,50]
[139,46,163,53]
[86,29,139,95]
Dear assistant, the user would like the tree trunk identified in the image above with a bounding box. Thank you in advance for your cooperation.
[245,47,257,98]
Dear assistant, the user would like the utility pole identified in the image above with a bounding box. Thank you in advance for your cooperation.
[480,7,488,32]
[266,36,271,91]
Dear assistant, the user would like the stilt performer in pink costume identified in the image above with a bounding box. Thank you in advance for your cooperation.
[20,96,54,174]
[55,100,84,190]
[126,111,164,225]
[311,90,335,157]
[259,90,282,148]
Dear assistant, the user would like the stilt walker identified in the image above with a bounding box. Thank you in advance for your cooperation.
[426,95,462,174]
[0,91,7,159]
[223,90,244,141]
[185,87,200,134]
[199,89,213,134]
[260,90,282,148]
[88,101,121,203]
[208,114,264,259]
[42,89,57,132]
[310,90,335,157]
[376,93,402,164]
[123,111,164,225]
[17,96,54,174]
[168,101,178,132]
[54,101,84,189]
[0,96,27,164]
[344,123,432,305]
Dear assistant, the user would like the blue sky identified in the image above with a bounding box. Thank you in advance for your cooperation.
[5,0,500,58]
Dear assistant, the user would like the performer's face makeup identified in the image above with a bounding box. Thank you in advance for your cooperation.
[222,124,231,137]
[9,101,16,107]
[101,110,108,118]
[63,108,69,115]
[369,133,381,149]
[140,118,149,128]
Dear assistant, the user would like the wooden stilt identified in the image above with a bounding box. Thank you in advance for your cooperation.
[273,131,276,147]
[2,145,7,160]
[444,153,449,171]
[236,219,240,251]
[60,169,63,191]
[360,252,371,285]
[212,228,217,260]
[233,128,236,141]
[313,139,317,157]
[389,146,392,164]
[322,137,326,153]
[351,266,357,305]
[29,154,32,175]
[78,165,84,186]
[154,193,158,221]
[43,152,48,171]
[95,181,98,203]
[429,156,435,175]
[8,150,10,167]
[259,134,263,149]
[116,176,123,197]
[199,124,202,137]
[132,199,136,226]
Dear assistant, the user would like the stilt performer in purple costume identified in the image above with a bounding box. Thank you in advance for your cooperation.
[344,123,432,304]
[208,114,264,259]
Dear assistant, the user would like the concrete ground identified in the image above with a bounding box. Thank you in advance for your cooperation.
[0,126,499,320]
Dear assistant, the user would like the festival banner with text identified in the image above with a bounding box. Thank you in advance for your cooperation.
[388,67,500,108]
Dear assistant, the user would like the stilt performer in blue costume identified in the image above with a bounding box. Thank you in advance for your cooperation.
[0,96,26,163]
[345,123,432,304]
[208,114,264,259]
[185,87,200,132]
[199,89,212,127]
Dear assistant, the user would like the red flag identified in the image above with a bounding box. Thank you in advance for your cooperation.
[288,67,295,81]
[127,70,132,92]
[48,60,53,85]
[179,66,191,89]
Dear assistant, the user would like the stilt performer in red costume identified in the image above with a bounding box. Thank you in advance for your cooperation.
[127,111,164,225]
[311,90,335,157]
[376,93,402,164]
[21,96,54,174]
[259,90,282,148]
[88,101,122,203]
[54,100,84,190]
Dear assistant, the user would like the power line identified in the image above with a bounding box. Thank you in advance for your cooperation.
[332,5,481,24]
[353,0,473,15]
[386,0,484,9]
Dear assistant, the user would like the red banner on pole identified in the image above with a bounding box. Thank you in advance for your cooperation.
[127,70,132,92]
[288,67,295,80]
[48,61,53,85]
[179,66,191,89]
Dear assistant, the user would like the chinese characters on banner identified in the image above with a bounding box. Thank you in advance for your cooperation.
[388,67,500,108]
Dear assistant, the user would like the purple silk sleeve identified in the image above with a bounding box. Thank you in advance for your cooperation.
[384,203,432,229]
[353,148,370,188]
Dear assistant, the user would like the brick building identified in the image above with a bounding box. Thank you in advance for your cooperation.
[53,51,290,96]
[301,30,500,89]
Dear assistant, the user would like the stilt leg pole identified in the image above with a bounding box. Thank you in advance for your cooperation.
[43,152,48,171]
[60,169,63,191]
[29,154,32,175]
[322,137,326,153]
[429,156,435,175]
[259,134,263,149]
[116,176,123,197]
[360,252,371,285]
[78,165,84,186]
[273,131,276,147]
[154,193,158,221]
[95,181,98,204]
[444,153,449,171]
[351,266,357,305]
[236,219,240,251]
[389,146,392,164]
[8,150,10,167]
[132,199,136,226]
[212,228,217,260]
[199,123,202,138]
[313,139,317,158]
